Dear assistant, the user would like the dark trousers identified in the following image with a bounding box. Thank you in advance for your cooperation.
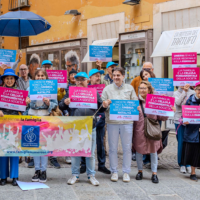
[81,126,106,168]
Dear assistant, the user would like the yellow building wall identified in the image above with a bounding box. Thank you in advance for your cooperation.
[0,0,172,74]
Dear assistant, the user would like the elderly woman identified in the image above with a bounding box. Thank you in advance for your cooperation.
[133,81,175,184]
[181,82,200,181]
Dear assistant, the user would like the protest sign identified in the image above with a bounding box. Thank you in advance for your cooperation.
[172,52,197,68]
[145,94,175,117]
[110,100,139,121]
[0,115,93,157]
[69,87,97,109]
[0,49,17,67]
[182,105,200,124]
[29,80,57,100]
[173,68,199,86]
[46,70,67,88]
[88,84,105,97]
[148,78,174,96]
[0,87,28,111]
[89,45,112,62]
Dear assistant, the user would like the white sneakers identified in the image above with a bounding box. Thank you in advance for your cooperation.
[180,166,186,173]
[88,175,99,186]
[111,173,118,182]
[186,166,192,174]
[67,175,99,186]
[65,157,71,164]
[123,173,130,182]
[111,173,131,182]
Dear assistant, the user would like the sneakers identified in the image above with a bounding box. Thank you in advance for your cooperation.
[98,166,111,174]
[67,176,79,185]
[50,158,61,169]
[39,171,47,183]
[123,173,130,182]
[88,175,99,186]
[180,166,186,174]
[32,170,40,182]
[28,158,34,168]
[111,173,118,182]
[186,166,192,174]
[66,157,71,164]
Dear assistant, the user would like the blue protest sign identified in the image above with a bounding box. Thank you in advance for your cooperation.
[29,80,57,100]
[21,126,40,148]
[110,100,139,121]
[148,78,174,96]
[89,45,112,62]
[0,49,17,67]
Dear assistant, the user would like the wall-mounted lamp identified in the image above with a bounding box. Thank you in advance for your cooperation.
[123,0,140,5]
[64,10,81,16]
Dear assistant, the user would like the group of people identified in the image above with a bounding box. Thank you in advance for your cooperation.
[0,54,199,188]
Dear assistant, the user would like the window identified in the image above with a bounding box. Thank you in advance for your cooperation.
[19,37,29,49]
[9,0,30,11]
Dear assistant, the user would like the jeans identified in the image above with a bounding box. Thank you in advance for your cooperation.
[72,128,96,176]
[34,156,48,172]
[136,152,158,173]
[175,124,190,167]
[107,124,133,174]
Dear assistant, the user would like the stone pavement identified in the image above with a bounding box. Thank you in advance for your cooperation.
[1,134,200,200]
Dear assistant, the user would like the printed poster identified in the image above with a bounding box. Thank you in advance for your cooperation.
[88,84,105,97]
[0,49,17,67]
[182,105,200,124]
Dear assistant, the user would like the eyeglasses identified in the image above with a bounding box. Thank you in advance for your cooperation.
[76,78,87,82]
[195,88,200,91]
[20,68,28,71]
[66,64,75,69]
[139,87,148,90]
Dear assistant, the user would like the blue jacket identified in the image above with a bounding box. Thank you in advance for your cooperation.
[183,94,200,143]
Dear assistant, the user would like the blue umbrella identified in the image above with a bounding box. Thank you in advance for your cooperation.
[0,11,51,49]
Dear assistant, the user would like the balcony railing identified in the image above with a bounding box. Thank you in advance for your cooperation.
[9,0,30,11]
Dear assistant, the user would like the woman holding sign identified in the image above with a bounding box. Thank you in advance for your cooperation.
[25,69,58,183]
[181,82,200,182]
[0,69,29,186]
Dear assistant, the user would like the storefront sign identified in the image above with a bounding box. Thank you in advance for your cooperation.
[69,87,97,109]
[30,80,58,100]
[172,52,197,68]
[89,45,112,62]
[0,49,17,67]
[145,94,175,117]
[0,115,93,157]
[88,84,105,97]
[182,105,200,124]
[0,87,28,112]
[46,70,67,88]
[121,32,146,41]
[148,78,174,96]
[173,68,199,86]
[110,100,139,121]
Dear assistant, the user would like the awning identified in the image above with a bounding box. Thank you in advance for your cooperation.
[151,27,200,57]
[82,38,118,63]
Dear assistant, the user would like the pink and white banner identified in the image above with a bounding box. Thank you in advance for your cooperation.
[172,52,197,68]
[88,84,105,97]
[69,87,97,109]
[46,70,67,88]
[0,87,28,111]
[173,68,199,86]
[182,105,200,124]
[145,94,175,117]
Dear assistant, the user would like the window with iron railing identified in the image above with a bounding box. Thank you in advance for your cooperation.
[9,0,30,11]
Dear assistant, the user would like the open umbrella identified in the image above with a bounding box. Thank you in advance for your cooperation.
[0,11,51,49]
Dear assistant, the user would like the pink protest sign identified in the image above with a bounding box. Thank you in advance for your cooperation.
[145,94,175,117]
[88,84,105,96]
[69,87,97,109]
[182,105,200,124]
[46,70,67,88]
[0,87,28,111]
[173,68,199,86]
[172,52,197,68]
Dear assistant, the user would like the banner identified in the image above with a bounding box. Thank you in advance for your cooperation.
[173,68,199,86]
[88,84,105,97]
[69,87,97,109]
[0,87,28,111]
[30,80,57,100]
[0,49,17,67]
[172,52,197,68]
[145,94,175,117]
[0,115,93,157]
[148,78,174,96]
[182,105,200,124]
[110,100,139,121]
[89,45,112,62]
[46,70,67,88]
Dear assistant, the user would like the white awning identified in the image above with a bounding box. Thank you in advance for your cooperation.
[151,27,200,57]
[81,38,118,63]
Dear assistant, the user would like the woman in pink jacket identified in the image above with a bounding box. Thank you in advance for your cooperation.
[133,81,174,184]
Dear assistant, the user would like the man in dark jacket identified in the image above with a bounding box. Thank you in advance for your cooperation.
[59,72,106,186]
